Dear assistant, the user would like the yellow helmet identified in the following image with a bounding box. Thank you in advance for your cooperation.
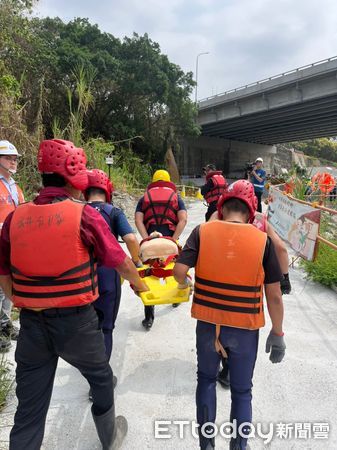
[152,169,170,183]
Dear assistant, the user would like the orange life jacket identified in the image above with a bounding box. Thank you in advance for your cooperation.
[0,179,24,225]
[204,171,227,204]
[10,199,98,309]
[192,221,267,330]
[142,180,179,231]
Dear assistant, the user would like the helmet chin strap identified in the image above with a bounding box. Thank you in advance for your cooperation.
[0,163,16,175]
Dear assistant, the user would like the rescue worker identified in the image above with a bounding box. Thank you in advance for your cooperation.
[135,169,187,329]
[0,140,24,352]
[250,157,266,213]
[0,139,148,450]
[209,205,292,388]
[85,169,142,364]
[200,164,227,222]
[173,180,285,450]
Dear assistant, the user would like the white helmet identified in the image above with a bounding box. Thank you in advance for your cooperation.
[0,140,21,156]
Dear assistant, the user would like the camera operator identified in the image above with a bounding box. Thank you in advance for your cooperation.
[250,157,266,212]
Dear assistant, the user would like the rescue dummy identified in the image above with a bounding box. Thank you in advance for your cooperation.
[136,232,191,307]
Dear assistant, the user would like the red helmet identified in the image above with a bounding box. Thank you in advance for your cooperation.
[38,139,88,190]
[217,180,257,223]
[86,169,114,203]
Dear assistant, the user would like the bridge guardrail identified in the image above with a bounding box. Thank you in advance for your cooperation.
[199,55,337,104]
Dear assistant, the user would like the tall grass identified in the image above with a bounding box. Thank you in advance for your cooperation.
[52,65,96,147]
[66,66,96,146]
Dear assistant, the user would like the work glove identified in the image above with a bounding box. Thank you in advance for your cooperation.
[265,331,286,363]
[280,273,291,295]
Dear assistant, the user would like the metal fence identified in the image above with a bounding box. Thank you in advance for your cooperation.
[199,55,337,103]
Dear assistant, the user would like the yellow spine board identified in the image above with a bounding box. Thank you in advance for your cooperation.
[137,262,191,306]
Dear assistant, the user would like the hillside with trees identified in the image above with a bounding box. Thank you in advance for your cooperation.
[282,138,337,164]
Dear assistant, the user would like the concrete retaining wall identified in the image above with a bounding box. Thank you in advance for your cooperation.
[178,136,276,178]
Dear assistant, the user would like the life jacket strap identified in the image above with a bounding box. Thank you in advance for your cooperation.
[215,324,228,358]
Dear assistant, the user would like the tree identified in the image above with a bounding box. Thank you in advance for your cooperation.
[30,21,199,162]
[0,8,199,165]
[107,33,199,161]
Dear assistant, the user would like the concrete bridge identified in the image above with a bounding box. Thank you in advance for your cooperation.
[178,57,337,178]
[198,56,337,144]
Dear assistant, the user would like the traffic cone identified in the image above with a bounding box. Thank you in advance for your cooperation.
[181,185,186,198]
[196,188,203,201]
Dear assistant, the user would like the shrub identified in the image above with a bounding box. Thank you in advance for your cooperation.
[84,138,151,190]
[301,215,337,288]
[301,241,337,288]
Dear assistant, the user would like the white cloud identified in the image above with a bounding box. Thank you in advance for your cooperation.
[35,0,337,99]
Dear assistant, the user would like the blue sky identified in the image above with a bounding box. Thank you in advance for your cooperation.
[35,0,337,99]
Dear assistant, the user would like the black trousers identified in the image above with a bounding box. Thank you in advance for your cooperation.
[10,304,114,450]
[205,201,218,222]
[254,190,263,213]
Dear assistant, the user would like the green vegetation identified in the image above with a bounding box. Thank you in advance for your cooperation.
[282,165,313,200]
[301,216,337,288]
[302,240,337,288]
[282,138,337,164]
[84,138,152,189]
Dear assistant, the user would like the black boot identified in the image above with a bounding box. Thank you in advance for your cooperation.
[142,305,154,330]
[92,404,128,450]
[217,357,230,388]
